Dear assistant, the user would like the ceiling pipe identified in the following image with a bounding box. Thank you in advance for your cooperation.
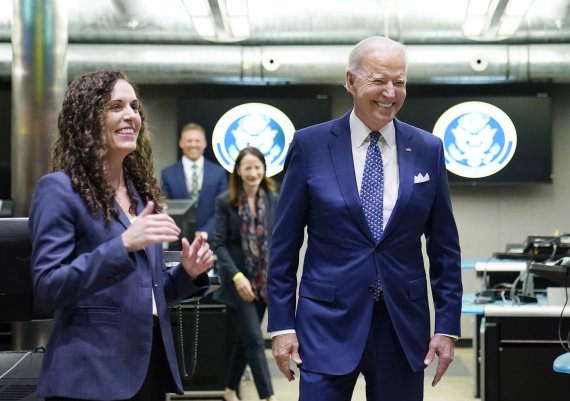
[0,43,570,84]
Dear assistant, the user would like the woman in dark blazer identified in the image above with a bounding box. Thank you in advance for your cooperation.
[29,71,214,401]
[212,147,279,401]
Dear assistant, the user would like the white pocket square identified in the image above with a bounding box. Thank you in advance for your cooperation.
[414,173,430,184]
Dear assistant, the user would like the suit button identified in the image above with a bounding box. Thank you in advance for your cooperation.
[368,285,374,293]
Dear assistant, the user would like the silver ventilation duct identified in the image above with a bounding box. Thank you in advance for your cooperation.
[2,43,570,84]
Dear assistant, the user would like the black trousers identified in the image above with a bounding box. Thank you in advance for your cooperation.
[46,317,171,401]
[226,298,273,399]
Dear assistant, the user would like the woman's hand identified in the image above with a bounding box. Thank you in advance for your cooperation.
[121,201,180,252]
[180,232,214,279]
[234,275,255,302]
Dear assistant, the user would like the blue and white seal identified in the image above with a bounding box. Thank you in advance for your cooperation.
[212,102,295,177]
[433,101,517,178]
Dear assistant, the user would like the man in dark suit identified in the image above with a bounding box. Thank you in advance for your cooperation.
[267,36,462,401]
[161,122,228,238]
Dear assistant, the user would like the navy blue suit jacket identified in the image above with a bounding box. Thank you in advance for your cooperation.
[161,158,228,238]
[267,111,462,375]
[29,171,210,399]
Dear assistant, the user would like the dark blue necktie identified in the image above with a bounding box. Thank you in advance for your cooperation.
[360,131,384,243]
[361,131,384,301]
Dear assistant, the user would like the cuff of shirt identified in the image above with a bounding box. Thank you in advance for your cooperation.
[232,272,245,282]
[270,329,296,338]
[436,333,459,340]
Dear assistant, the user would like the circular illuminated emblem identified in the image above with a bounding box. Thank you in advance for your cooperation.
[212,103,295,177]
[433,101,517,178]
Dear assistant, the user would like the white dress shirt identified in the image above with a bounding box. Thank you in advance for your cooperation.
[349,110,399,229]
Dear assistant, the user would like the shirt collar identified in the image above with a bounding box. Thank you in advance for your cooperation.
[182,155,204,169]
[349,109,396,149]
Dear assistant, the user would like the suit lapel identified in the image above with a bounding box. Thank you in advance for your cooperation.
[328,114,373,242]
[115,200,132,231]
[198,160,213,208]
[136,197,156,266]
[176,161,189,195]
[381,119,416,242]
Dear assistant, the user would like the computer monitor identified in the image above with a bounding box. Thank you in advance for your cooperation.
[529,262,570,287]
[0,218,34,322]
[165,200,196,251]
[523,235,570,259]
[0,218,54,322]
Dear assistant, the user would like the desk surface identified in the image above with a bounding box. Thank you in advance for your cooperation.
[461,258,487,270]
[474,260,528,272]
[484,304,570,317]
[462,293,570,316]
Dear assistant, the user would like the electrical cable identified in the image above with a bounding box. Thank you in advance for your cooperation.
[0,350,33,380]
[477,254,496,294]
[557,268,570,353]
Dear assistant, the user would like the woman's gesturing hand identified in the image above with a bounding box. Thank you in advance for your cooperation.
[122,201,180,252]
[180,232,214,279]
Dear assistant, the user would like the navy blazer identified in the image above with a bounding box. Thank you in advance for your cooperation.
[211,190,278,310]
[29,171,210,399]
[160,158,228,238]
[267,111,462,375]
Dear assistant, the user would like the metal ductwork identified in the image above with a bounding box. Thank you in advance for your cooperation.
[1,42,570,84]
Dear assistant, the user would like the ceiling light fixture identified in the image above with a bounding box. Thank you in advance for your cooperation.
[217,0,250,41]
[224,0,248,16]
[182,0,217,40]
[463,0,534,41]
[503,0,534,16]
[228,15,250,37]
[184,0,211,17]
[182,0,250,42]
[463,0,499,38]
[498,0,535,37]
[466,0,493,16]
[193,16,217,37]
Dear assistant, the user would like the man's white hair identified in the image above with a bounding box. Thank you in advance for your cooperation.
[345,36,407,88]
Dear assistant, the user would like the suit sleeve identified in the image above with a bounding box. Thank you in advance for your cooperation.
[160,169,173,198]
[424,139,463,337]
[211,194,241,279]
[267,137,309,332]
[202,169,228,236]
[162,260,210,306]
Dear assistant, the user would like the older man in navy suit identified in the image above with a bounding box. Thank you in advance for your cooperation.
[161,122,227,238]
[267,36,462,401]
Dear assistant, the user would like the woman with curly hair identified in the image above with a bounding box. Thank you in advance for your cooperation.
[29,70,214,401]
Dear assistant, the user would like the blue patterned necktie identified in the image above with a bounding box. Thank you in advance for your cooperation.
[360,131,384,243]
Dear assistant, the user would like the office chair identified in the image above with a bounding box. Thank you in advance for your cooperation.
[553,352,570,374]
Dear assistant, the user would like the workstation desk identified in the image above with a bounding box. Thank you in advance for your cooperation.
[462,293,570,401]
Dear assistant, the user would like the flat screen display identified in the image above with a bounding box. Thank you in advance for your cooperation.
[398,95,552,184]
[178,95,331,183]
[0,218,40,321]
[0,217,54,321]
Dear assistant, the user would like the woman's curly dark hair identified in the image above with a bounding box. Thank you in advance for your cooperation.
[51,70,164,224]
